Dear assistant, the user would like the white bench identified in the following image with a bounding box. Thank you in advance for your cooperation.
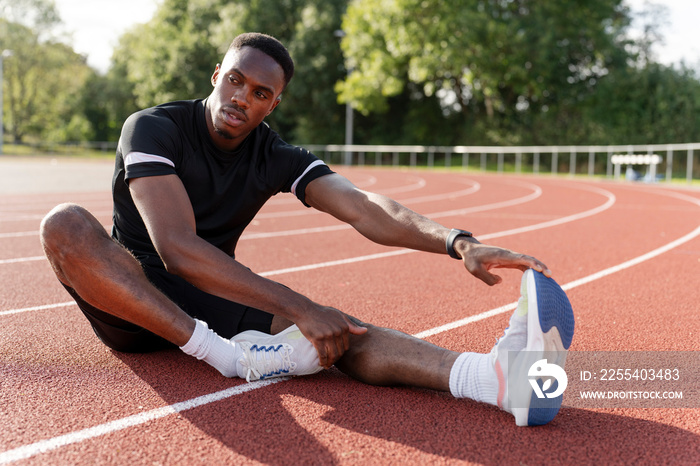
[611,154,663,182]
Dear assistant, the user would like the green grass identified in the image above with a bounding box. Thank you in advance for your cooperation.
[1,143,115,159]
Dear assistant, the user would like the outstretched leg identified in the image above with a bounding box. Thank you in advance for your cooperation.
[331,269,575,427]
[336,322,459,392]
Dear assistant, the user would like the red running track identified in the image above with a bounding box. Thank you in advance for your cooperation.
[1,159,699,465]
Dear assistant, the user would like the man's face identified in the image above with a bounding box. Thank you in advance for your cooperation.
[206,46,285,151]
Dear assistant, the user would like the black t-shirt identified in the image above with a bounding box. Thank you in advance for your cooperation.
[111,99,333,266]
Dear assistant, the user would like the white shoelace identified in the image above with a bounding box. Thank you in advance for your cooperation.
[238,342,297,382]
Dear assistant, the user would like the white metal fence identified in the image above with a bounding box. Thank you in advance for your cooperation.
[306,143,700,184]
[6,141,699,183]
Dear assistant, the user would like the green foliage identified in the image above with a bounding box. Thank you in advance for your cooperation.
[338,0,639,144]
[582,63,700,144]
[1,18,95,143]
[108,0,350,143]
[112,0,221,109]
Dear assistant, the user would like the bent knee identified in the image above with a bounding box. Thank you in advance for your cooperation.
[40,203,105,249]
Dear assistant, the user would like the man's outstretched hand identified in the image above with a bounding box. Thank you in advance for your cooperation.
[455,236,552,286]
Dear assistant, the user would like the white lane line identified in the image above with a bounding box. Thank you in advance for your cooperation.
[416,224,700,339]
[376,175,426,195]
[258,183,609,277]
[428,180,541,219]
[416,188,700,339]
[0,302,75,317]
[0,178,536,255]
[0,179,475,234]
[0,379,286,465]
[261,174,379,206]
[478,184,615,240]
[240,178,472,220]
[259,250,414,277]
[0,256,44,265]
[263,173,430,206]
[0,183,608,312]
[2,189,699,464]
[0,231,39,238]
[0,179,484,262]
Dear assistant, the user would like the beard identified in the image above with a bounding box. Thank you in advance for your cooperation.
[212,117,235,140]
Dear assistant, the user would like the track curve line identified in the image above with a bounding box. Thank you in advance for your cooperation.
[250,178,477,221]
[0,181,609,313]
[479,183,615,240]
[416,188,700,339]
[427,179,542,220]
[241,178,538,241]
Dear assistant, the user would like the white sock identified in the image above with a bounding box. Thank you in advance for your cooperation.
[179,319,240,377]
[449,352,499,406]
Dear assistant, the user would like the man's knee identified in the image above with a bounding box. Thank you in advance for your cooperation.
[40,203,104,248]
[40,204,110,269]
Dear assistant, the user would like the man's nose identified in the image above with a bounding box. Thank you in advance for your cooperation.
[231,87,249,108]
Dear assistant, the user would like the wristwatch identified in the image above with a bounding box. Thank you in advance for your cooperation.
[446,228,473,260]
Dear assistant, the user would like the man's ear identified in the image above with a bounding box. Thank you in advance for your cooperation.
[211,64,221,87]
[267,96,282,116]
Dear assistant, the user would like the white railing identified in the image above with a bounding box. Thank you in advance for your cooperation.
[306,143,700,184]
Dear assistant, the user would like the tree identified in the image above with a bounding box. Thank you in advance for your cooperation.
[583,63,700,144]
[337,0,634,145]
[1,18,94,143]
[111,0,350,144]
[112,0,220,110]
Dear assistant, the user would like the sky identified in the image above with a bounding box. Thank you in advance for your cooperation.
[53,0,700,74]
[54,0,161,73]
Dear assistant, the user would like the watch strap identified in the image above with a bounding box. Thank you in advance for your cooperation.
[446,228,473,260]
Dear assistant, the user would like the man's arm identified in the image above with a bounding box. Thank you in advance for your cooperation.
[304,173,551,285]
[129,174,365,367]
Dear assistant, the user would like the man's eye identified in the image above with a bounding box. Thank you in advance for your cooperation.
[228,75,239,83]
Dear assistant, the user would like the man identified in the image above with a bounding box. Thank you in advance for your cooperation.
[40,33,574,427]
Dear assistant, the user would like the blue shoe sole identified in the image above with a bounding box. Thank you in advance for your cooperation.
[527,271,575,426]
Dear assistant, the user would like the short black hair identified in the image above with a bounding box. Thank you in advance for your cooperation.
[228,33,295,89]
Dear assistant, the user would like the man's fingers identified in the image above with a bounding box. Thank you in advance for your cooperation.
[349,322,368,335]
[477,269,501,286]
[314,341,329,368]
[303,310,369,369]
[464,245,553,284]
[515,254,552,277]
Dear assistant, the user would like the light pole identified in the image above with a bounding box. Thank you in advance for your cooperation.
[0,50,13,156]
[334,30,354,165]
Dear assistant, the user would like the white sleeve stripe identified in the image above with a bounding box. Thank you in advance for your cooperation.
[124,151,175,168]
[291,160,327,196]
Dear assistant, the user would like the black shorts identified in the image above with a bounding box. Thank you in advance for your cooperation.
[62,265,274,353]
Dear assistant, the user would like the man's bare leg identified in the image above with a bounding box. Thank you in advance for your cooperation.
[40,204,251,377]
[40,203,195,345]
[335,321,459,392]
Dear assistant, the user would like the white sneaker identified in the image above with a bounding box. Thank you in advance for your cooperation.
[492,269,575,426]
[232,325,323,382]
